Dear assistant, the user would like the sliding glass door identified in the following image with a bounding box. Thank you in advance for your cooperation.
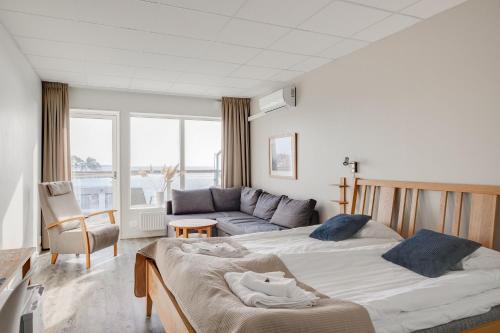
[70,111,119,222]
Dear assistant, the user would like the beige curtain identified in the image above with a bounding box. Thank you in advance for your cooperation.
[222,97,251,188]
[41,81,71,249]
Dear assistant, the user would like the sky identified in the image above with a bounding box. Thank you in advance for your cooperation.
[70,116,221,169]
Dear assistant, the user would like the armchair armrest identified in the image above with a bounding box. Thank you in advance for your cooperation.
[85,209,117,224]
[47,215,86,229]
[85,209,117,218]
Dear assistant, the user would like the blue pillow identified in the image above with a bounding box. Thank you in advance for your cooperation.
[382,229,480,278]
[309,214,371,241]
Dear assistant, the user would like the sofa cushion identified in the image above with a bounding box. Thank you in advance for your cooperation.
[252,192,284,220]
[270,198,317,228]
[210,187,241,211]
[240,187,262,215]
[171,189,215,215]
[216,216,285,236]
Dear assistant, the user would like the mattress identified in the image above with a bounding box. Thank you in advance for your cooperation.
[233,226,500,333]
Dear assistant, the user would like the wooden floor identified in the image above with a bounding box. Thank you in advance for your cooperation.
[32,238,165,333]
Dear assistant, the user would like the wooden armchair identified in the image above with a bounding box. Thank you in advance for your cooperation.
[38,181,119,269]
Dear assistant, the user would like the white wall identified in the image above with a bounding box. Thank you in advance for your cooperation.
[69,87,221,238]
[250,0,500,231]
[0,23,41,249]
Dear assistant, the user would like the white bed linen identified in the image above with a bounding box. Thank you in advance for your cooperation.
[233,227,500,333]
[234,225,398,255]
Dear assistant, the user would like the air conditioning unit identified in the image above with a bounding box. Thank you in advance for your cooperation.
[249,86,296,121]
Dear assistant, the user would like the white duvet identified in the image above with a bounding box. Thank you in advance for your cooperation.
[233,226,500,333]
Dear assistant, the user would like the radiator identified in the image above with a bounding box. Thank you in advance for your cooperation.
[139,212,167,231]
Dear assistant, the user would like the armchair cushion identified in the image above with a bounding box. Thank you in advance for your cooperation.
[54,223,119,254]
[47,181,73,196]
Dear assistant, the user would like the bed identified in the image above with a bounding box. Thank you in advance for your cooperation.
[135,178,500,333]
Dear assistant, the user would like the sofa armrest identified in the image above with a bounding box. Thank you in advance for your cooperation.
[166,200,173,215]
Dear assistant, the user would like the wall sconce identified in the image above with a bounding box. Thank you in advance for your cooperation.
[343,156,358,173]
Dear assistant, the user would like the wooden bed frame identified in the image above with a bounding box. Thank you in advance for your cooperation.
[144,178,500,333]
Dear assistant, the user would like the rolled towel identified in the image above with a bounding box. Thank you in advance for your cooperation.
[240,271,297,298]
[182,242,243,258]
[225,271,319,309]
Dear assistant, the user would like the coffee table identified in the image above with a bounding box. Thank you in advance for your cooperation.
[169,219,217,238]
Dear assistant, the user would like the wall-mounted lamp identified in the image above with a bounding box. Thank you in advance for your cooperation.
[343,157,358,173]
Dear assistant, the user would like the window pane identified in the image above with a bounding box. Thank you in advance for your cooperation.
[130,117,180,207]
[184,172,217,190]
[185,120,221,170]
[70,117,113,220]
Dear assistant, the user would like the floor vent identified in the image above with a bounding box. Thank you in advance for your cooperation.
[139,212,166,231]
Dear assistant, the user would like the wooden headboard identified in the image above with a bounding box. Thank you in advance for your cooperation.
[350,178,500,248]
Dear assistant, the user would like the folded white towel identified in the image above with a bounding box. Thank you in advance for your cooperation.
[240,271,297,298]
[225,271,319,309]
[182,242,244,258]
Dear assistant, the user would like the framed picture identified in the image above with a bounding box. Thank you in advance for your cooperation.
[269,133,297,179]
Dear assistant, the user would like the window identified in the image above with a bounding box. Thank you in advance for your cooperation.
[130,116,221,208]
[185,119,221,189]
[130,117,180,207]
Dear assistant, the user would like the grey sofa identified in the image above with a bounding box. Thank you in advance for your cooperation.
[165,187,319,237]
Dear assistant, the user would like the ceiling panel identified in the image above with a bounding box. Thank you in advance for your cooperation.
[176,73,227,86]
[150,4,229,40]
[85,62,135,77]
[229,65,281,80]
[180,59,240,76]
[217,19,289,48]
[156,0,246,16]
[290,57,332,71]
[76,21,151,51]
[142,33,211,58]
[270,30,342,55]
[320,39,369,59]
[354,14,420,42]
[247,50,307,69]
[16,37,86,60]
[300,1,390,37]
[202,42,262,64]
[0,11,81,42]
[87,74,131,89]
[401,0,468,19]
[348,0,420,12]
[269,69,304,82]
[28,55,85,73]
[82,46,146,67]
[235,0,332,27]
[130,78,173,92]
[134,68,182,82]
[75,0,154,32]
[0,0,77,20]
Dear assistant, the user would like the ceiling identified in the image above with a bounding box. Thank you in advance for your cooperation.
[0,0,467,98]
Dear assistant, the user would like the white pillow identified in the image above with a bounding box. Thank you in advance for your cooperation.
[461,247,500,270]
[352,220,403,241]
